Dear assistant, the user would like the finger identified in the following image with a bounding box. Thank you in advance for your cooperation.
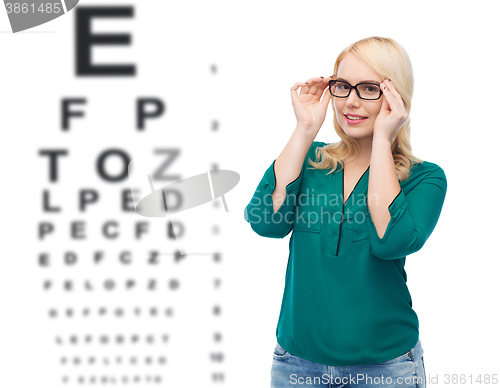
[291,77,331,100]
[305,76,327,84]
[304,77,331,97]
[379,91,391,113]
[320,75,335,98]
[380,81,400,112]
[382,80,406,113]
[290,81,310,100]
[388,80,407,112]
[321,84,333,109]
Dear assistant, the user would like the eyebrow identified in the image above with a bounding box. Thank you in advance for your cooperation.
[336,77,381,84]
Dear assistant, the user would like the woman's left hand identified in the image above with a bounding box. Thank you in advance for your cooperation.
[373,79,409,142]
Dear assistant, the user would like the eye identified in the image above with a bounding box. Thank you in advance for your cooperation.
[359,84,380,95]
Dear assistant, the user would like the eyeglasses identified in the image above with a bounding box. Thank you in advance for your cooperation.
[329,80,383,100]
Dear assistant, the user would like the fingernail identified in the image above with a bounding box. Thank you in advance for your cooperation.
[305,82,309,84]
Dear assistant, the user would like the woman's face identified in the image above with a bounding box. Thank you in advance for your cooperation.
[334,52,384,139]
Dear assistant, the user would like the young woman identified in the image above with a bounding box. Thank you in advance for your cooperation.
[244,36,447,388]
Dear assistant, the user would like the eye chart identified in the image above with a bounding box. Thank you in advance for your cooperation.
[0,1,246,387]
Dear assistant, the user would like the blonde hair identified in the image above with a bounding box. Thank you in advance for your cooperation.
[308,36,422,182]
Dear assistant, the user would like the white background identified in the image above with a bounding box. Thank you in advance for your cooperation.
[0,0,498,387]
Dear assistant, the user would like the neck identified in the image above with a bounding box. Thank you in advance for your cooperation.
[346,136,373,166]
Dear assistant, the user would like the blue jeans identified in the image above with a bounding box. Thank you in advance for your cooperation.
[271,340,426,388]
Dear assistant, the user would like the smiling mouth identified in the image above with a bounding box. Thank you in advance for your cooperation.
[344,114,368,120]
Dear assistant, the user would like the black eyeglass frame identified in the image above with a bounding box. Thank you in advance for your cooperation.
[328,80,383,100]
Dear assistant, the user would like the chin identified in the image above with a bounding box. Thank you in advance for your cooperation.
[342,129,374,139]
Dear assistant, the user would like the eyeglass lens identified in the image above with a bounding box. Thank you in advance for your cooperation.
[332,81,381,100]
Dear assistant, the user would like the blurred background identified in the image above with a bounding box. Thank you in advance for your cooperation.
[0,0,498,387]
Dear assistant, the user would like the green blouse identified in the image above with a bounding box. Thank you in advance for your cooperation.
[244,141,447,366]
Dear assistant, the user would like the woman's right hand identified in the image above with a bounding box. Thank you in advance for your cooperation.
[290,76,333,133]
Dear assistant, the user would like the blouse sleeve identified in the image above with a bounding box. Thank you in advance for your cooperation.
[244,143,319,238]
[365,166,447,260]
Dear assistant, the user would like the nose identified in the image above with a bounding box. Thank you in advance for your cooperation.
[345,87,361,107]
